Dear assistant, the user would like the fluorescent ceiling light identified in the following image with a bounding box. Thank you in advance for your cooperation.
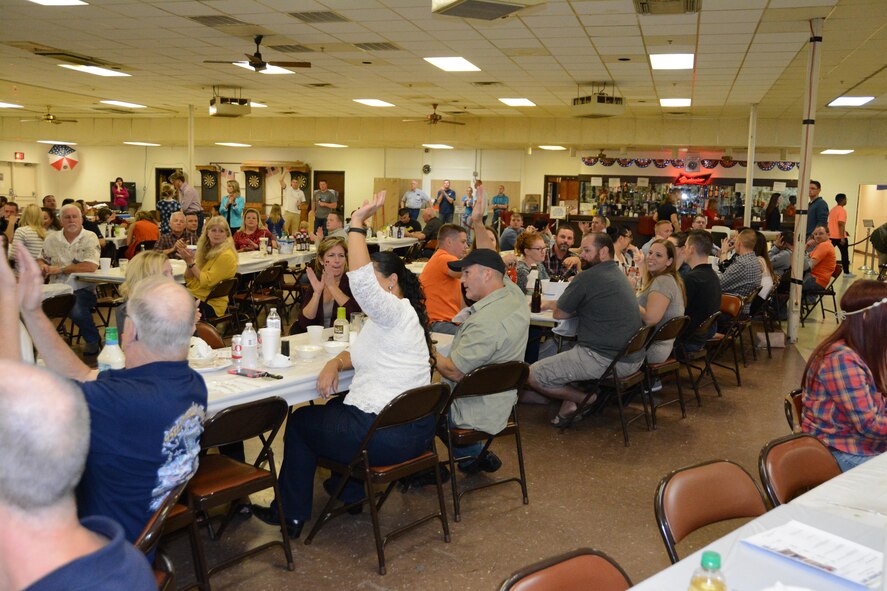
[59,64,129,77]
[101,100,145,109]
[422,144,453,150]
[538,145,567,151]
[423,57,480,72]
[123,141,161,147]
[232,62,293,75]
[29,0,87,5]
[499,98,536,107]
[660,98,692,107]
[249,102,267,108]
[353,99,395,107]
[650,53,694,70]
[820,149,854,155]
[315,143,348,148]
[827,96,874,107]
[215,142,251,147]
[0,102,24,109]
[37,140,77,145]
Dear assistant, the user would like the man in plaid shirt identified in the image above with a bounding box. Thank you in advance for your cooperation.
[154,212,196,259]
[716,229,761,316]
[543,225,580,280]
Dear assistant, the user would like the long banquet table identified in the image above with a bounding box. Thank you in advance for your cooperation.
[366,236,418,251]
[629,452,887,590]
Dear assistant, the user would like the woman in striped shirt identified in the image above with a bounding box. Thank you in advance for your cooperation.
[9,204,47,261]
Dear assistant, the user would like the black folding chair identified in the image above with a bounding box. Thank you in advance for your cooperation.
[645,315,690,427]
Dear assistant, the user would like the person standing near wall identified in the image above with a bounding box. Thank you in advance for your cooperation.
[828,193,854,277]
[280,169,305,236]
[169,172,204,236]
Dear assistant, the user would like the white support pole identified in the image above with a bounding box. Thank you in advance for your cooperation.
[187,104,195,184]
[788,18,824,343]
[743,104,758,227]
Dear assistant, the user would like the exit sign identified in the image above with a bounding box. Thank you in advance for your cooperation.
[14,152,24,160]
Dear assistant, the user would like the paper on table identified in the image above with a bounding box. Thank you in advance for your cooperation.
[742,520,882,589]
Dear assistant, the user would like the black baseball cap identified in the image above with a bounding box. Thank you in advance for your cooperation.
[447,248,506,275]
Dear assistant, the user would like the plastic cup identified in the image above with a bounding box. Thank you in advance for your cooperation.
[307,325,324,346]
[118,259,128,273]
[187,244,198,254]
[99,257,111,272]
[259,328,281,362]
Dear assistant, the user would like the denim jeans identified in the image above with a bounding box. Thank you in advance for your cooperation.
[313,217,326,235]
[440,212,454,224]
[70,287,100,345]
[276,396,435,521]
[407,208,420,222]
[831,449,873,472]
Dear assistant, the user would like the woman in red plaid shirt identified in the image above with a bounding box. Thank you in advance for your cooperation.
[801,280,887,471]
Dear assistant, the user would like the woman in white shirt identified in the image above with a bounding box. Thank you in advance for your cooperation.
[252,192,436,539]
[9,204,47,261]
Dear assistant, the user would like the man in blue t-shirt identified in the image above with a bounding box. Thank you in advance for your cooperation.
[434,179,457,224]
[11,250,207,543]
[0,359,155,591]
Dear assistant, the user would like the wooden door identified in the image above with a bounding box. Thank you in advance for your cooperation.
[155,168,177,207]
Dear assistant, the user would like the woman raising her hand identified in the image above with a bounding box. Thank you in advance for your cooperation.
[291,236,360,333]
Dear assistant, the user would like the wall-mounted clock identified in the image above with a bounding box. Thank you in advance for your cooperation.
[422,164,431,175]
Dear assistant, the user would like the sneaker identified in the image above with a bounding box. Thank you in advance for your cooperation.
[458,451,503,475]
[251,504,303,539]
[645,378,663,394]
[398,466,450,491]
[844,272,856,278]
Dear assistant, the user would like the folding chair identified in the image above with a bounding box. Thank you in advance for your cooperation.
[645,315,690,427]
[201,277,240,336]
[438,361,530,522]
[801,266,842,326]
[41,292,76,344]
[94,282,123,329]
[498,547,633,591]
[184,397,294,582]
[234,265,284,326]
[758,433,841,507]
[195,321,225,349]
[655,459,766,563]
[135,481,189,591]
[675,311,722,402]
[304,383,451,575]
[783,388,803,433]
[564,324,656,447]
[706,294,744,386]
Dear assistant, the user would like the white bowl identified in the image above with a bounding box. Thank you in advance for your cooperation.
[322,341,349,355]
[293,345,322,360]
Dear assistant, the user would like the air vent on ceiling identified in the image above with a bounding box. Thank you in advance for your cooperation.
[289,11,349,23]
[353,42,400,51]
[269,44,315,53]
[432,0,546,20]
[633,0,699,15]
[188,15,248,27]
[471,81,502,87]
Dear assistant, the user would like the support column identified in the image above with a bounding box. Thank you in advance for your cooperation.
[187,104,195,184]
[788,18,824,343]
[742,104,757,227]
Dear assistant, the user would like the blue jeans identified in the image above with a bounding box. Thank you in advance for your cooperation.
[70,287,100,345]
[276,396,435,521]
[831,449,873,472]
[440,212,454,224]
[313,217,326,234]
[430,321,459,335]
[446,415,484,462]
[407,208,420,222]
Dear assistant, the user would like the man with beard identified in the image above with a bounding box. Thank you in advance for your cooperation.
[542,225,580,280]
[525,232,643,425]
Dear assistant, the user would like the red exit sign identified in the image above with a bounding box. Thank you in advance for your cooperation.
[14,152,24,160]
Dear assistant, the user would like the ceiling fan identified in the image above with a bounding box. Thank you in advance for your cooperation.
[21,107,77,125]
[204,35,311,72]
[403,104,465,126]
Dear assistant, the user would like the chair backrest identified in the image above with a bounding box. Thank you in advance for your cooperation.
[759,433,841,507]
[135,480,188,556]
[499,548,632,591]
[200,397,288,451]
[655,459,766,563]
[252,264,283,289]
[783,388,803,433]
[686,311,720,342]
[206,277,238,301]
[195,321,225,349]
[371,383,451,432]
[650,315,690,343]
[451,361,530,400]
[830,266,843,281]
[719,294,742,319]
[41,293,75,319]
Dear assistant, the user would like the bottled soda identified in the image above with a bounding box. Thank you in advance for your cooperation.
[530,273,542,314]
[231,335,243,371]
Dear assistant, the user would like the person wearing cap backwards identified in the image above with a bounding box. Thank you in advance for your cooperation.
[433,248,530,474]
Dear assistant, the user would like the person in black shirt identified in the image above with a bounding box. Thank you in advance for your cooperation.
[765,192,782,231]
[654,190,679,231]
[677,230,722,352]
[393,207,422,233]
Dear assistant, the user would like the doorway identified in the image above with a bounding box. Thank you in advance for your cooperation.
[155,167,177,207]
[313,171,345,214]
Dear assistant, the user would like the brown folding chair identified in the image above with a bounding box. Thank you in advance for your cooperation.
[706,294,744,386]
[784,388,803,433]
[234,265,284,326]
[676,311,722,402]
[94,282,123,329]
[564,324,656,447]
[645,315,690,427]
[498,547,633,591]
[194,321,225,349]
[304,383,451,575]
[759,433,841,507]
[655,459,767,563]
[41,292,76,344]
[184,397,294,582]
[135,481,188,591]
[438,361,530,522]
[160,503,210,591]
[202,277,240,336]
[152,550,175,591]
[801,266,842,326]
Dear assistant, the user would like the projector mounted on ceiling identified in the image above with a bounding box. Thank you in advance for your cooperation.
[431,0,546,20]
[571,82,625,118]
[209,96,250,117]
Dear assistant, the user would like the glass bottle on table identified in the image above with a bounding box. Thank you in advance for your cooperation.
[530,273,542,314]
[97,327,125,372]
[688,551,727,591]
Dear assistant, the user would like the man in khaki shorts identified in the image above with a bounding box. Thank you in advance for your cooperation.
[280,168,306,235]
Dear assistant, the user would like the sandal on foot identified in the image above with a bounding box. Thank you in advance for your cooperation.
[551,412,582,427]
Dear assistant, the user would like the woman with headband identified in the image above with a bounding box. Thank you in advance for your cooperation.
[801,280,887,471]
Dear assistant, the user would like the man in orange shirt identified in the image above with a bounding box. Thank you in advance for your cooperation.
[828,193,853,277]
[804,224,837,291]
[419,224,469,334]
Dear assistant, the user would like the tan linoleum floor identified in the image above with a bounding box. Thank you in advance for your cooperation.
[159,301,854,591]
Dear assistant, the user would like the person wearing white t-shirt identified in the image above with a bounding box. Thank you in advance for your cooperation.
[280,169,306,236]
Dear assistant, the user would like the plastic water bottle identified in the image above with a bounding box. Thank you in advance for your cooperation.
[97,327,125,372]
[266,308,281,331]
[333,307,349,342]
[688,551,727,591]
[231,335,243,371]
[240,323,259,369]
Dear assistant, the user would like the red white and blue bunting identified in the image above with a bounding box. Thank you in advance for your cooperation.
[581,157,797,171]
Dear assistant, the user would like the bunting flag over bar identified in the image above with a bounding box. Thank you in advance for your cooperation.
[580,157,798,171]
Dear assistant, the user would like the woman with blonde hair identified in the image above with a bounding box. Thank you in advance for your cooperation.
[156,182,181,235]
[266,204,285,238]
[125,210,160,259]
[114,250,173,329]
[176,216,237,319]
[219,179,245,233]
[292,236,361,333]
[9,204,47,260]
[234,207,277,252]
[637,238,686,366]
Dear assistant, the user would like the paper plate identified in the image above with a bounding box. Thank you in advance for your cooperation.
[189,358,232,373]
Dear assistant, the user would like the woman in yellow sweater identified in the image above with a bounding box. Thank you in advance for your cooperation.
[176,216,237,318]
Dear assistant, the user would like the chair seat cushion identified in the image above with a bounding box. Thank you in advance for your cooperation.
[447,421,517,445]
[369,451,437,477]
[648,359,679,372]
[186,455,271,499]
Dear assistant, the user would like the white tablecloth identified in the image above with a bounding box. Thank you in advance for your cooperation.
[41,283,73,300]
[367,236,418,252]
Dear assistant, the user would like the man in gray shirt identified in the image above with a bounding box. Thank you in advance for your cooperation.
[434,248,530,473]
[312,180,338,234]
[400,180,431,222]
[769,230,793,276]
[526,232,643,425]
